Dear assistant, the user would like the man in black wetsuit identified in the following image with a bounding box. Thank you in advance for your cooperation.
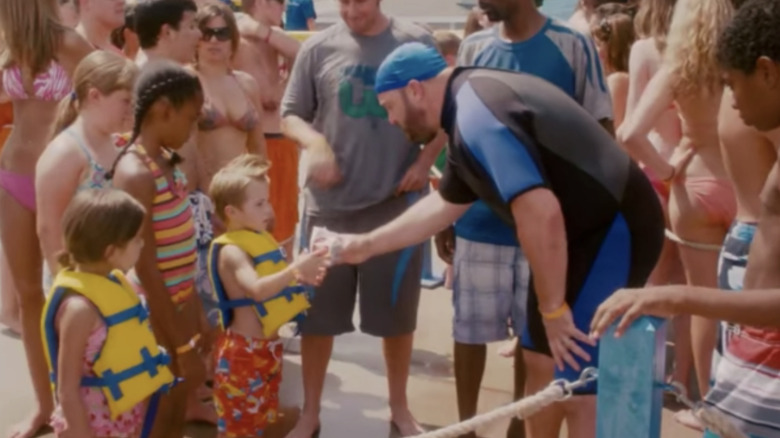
[331,42,664,430]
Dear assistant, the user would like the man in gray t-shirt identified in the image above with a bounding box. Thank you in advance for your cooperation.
[279,1,444,435]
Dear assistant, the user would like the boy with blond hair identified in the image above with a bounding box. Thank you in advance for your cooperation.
[207,155,329,438]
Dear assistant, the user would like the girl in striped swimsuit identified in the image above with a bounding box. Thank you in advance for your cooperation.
[107,60,208,438]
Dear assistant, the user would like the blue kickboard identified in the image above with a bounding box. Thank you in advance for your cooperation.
[596,315,667,438]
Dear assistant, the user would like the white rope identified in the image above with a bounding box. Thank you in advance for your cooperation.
[416,383,567,438]
[694,407,749,438]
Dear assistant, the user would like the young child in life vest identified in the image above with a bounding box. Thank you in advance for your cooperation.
[42,188,175,438]
[207,154,330,438]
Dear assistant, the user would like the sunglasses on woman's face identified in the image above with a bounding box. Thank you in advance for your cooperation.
[201,26,231,42]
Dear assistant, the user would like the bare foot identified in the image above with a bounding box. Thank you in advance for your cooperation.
[185,398,217,425]
[0,313,21,335]
[674,409,705,432]
[8,408,49,438]
[497,338,518,358]
[284,413,320,438]
[391,408,425,436]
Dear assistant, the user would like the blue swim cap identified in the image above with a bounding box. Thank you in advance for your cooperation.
[375,42,448,94]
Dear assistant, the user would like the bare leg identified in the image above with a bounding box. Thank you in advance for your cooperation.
[453,342,487,438]
[385,333,424,436]
[506,344,526,438]
[0,249,21,334]
[522,350,563,438]
[0,189,52,438]
[672,239,723,396]
[562,396,597,438]
[671,315,693,389]
[285,335,332,438]
[149,384,189,438]
[668,186,728,401]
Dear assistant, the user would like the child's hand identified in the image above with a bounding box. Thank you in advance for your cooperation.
[293,246,330,286]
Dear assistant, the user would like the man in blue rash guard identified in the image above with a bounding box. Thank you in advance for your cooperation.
[332,42,665,437]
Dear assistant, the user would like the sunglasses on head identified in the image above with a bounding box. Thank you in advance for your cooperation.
[202,26,232,42]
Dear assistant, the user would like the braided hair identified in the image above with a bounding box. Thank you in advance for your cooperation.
[107,60,202,180]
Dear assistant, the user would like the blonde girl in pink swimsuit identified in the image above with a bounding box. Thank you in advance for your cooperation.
[617,0,736,419]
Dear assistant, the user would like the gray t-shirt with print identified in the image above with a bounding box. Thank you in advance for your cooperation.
[281,19,436,216]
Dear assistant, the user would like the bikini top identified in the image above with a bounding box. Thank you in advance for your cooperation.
[2,62,72,102]
[197,75,260,132]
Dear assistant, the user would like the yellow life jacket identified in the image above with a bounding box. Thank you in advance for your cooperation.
[208,230,310,337]
[41,270,175,419]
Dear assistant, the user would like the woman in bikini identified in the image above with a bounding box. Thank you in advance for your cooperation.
[617,0,736,416]
[193,4,265,323]
[0,98,20,335]
[37,51,138,288]
[625,0,692,390]
[0,1,92,436]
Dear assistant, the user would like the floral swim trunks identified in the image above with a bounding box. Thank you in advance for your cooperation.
[214,330,283,437]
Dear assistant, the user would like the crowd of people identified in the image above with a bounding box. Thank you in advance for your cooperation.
[1,0,780,437]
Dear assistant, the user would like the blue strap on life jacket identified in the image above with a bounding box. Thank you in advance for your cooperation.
[43,274,175,438]
[79,347,172,400]
[252,249,286,265]
[211,242,307,327]
[216,285,307,316]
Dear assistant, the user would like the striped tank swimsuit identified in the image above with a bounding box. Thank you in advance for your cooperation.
[133,145,197,305]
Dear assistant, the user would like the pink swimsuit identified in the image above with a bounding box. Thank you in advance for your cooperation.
[0,61,72,211]
[49,296,145,438]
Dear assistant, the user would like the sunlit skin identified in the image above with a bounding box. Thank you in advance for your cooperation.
[38,86,134,277]
[195,15,267,197]
[76,0,125,52]
[616,0,735,398]
[590,62,780,429]
[0,4,93,434]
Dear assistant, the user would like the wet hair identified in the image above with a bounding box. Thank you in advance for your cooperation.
[592,11,635,72]
[134,0,197,50]
[717,0,780,74]
[209,154,270,222]
[433,31,462,58]
[0,0,66,74]
[634,0,677,52]
[196,3,239,55]
[59,188,146,269]
[52,51,139,139]
[107,60,203,180]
